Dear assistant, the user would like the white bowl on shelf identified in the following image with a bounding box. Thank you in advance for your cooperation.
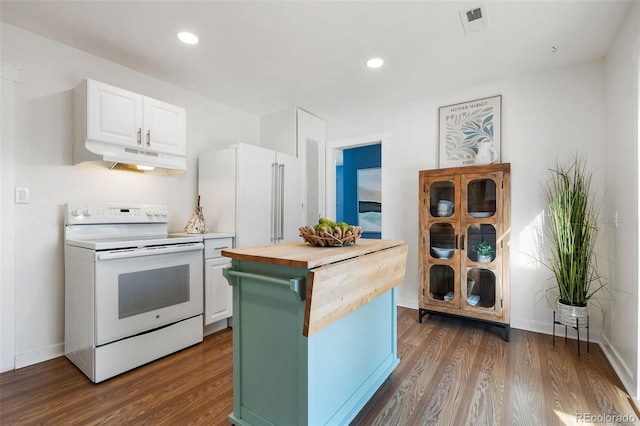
[469,211,492,218]
[431,246,454,259]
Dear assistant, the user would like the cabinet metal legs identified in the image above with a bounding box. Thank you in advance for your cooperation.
[419,308,509,342]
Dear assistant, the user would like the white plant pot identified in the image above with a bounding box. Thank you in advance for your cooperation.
[556,300,588,327]
[477,254,492,263]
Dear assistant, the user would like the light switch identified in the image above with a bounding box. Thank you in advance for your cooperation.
[15,187,29,204]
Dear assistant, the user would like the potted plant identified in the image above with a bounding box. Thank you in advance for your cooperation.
[473,241,494,263]
[544,155,606,326]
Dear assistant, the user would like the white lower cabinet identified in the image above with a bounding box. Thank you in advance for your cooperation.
[205,257,232,325]
[203,237,233,326]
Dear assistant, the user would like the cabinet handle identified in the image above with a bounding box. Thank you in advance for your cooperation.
[137,128,142,145]
[146,130,151,147]
[455,234,459,249]
[279,164,285,240]
[224,269,305,301]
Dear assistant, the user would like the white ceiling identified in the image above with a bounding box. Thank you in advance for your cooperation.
[0,1,633,121]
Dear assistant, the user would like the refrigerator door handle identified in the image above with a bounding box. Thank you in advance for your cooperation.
[279,164,285,240]
[271,162,278,243]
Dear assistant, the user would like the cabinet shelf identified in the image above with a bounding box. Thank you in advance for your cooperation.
[418,164,511,341]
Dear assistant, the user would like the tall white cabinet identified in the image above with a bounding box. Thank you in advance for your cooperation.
[260,107,326,224]
[199,143,304,249]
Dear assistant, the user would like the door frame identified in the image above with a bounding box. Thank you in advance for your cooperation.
[1,63,20,372]
[326,131,391,237]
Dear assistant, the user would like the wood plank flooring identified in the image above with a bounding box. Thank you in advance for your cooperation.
[1,307,638,425]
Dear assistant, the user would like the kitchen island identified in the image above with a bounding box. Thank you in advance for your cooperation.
[222,239,408,426]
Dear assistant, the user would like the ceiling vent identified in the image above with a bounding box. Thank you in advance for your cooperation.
[459,5,488,35]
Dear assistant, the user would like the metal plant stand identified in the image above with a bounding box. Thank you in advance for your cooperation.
[553,311,589,355]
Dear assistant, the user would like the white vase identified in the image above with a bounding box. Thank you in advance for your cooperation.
[477,254,492,263]
[556,300,588,327]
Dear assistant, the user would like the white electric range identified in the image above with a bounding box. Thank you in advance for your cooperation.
[64,202,204,383]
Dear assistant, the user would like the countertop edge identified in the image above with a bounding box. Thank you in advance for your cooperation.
[222,239,404,269]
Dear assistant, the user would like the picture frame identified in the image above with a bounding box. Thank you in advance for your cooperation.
[438,95,501,168]
[357,168,381,233]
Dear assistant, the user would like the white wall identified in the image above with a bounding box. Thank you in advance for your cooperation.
[0,23,259,370]
[327,59,609,338]
[603,2,640,399]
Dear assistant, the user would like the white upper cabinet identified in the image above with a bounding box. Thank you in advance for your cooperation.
[86,80,143,149]
[84,79,186,156]
[143,96,186,156]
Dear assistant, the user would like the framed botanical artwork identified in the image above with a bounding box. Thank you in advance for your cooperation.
[438,95,501,168]
[357,168,381,233]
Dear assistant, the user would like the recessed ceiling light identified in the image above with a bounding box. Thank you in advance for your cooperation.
[366,58,384,69]
[177,31,199,45]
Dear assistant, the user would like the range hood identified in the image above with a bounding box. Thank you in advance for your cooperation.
[74,139,187,176]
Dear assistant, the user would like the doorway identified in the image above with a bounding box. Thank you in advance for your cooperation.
[326,131,391,239]
[336,144,381,239]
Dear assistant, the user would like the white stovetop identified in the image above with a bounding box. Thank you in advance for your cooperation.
[171,232,235,240]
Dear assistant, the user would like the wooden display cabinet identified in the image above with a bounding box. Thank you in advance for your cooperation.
[418,163,511,340]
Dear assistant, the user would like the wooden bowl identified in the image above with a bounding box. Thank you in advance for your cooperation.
[299,225,362,247]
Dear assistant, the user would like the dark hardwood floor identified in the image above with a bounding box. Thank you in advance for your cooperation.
[1,307,638,425]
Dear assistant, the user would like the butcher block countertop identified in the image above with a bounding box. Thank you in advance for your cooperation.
[223,238,408,337]
[221,238,404,269]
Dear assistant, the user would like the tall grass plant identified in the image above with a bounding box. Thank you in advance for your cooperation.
[545,156,605,306]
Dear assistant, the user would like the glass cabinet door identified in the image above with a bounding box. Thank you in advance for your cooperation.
[465,268,496,309]
[466,224,496,263]
[429,180,455,218]
[422,175,459,308]
[461,172,504,315]
[430,223,455,260]
[466,178,496,218]
[428,265,457,307]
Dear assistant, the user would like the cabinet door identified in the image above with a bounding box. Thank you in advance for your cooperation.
[143,96,186,156]
[205,257,233,325]
[236,144,275,247]
[460,171,504,317]
[297,109,326,223]
[419,173,461,309]
[86,79,142,148]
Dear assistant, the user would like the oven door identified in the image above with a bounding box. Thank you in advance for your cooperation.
[94,243,203,346]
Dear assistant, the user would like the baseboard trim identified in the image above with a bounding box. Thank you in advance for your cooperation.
[15,343,64,369]
[510,315,601,343]
[600,333,637,399]
[397,297,418,310]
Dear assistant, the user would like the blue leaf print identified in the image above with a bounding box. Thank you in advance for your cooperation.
[444,106,495,162]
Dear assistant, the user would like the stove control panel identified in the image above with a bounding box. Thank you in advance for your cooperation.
[65,202,169,224]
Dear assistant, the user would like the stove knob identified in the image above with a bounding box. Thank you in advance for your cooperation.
[161,209,168,217]
[154,210,161,217]
[71,208,82,217]
[83,208,91,217]
[146,210,153,217]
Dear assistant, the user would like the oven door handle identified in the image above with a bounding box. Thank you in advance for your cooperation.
[96,242,204,261]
